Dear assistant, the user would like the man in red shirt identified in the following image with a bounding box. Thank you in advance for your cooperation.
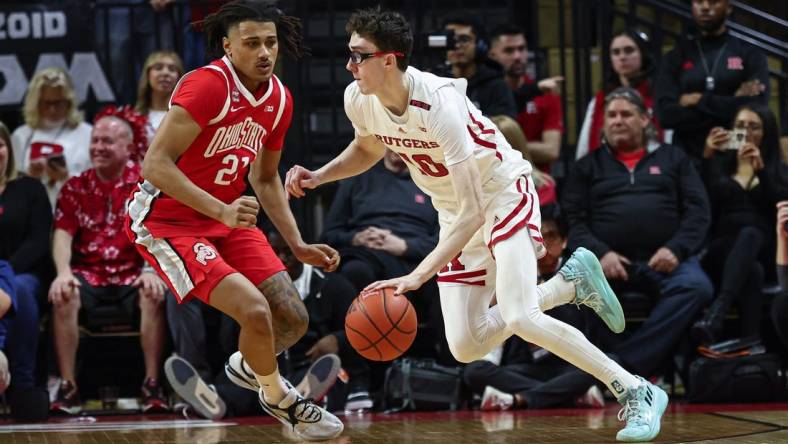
[49,115,169,414]
[488,24,564,173]
[125,1,342,440]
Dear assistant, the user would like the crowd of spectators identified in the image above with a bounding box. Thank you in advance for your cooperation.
[0,0,785,420]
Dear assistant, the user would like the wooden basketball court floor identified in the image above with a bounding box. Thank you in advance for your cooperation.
[0,403,786,443]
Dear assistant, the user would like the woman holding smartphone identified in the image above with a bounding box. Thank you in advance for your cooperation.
[692,105,787,344]
[10,68,92,206]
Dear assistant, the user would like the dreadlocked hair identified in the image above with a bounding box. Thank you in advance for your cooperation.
[197,0,309,59]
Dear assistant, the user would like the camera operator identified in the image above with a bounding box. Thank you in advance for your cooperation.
[441,17,517,119]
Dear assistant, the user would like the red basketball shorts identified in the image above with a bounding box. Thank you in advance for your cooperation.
[126,224,285,304]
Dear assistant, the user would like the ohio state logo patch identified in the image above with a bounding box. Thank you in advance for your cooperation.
[193,242,217,265]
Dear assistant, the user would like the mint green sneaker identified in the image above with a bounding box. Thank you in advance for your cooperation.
[616,377,669,442]
[558,247,626,333]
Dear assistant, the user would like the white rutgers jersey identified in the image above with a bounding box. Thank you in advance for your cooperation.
[344,66,532,213]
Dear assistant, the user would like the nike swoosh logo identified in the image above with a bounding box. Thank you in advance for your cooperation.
[231,106,245,112]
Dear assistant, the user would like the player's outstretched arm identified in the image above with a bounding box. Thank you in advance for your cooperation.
[250,148,340,272]
[367,156,485,295]
[143,106,255,228]
[284,133,386,198]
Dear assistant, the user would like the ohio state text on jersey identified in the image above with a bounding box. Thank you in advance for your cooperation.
[128,56,293,239]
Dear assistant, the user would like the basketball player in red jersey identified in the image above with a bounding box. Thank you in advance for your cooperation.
[125,1,343,439]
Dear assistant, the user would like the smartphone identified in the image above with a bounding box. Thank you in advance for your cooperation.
[29,142,64,160]
[722,128,747,151]
[47,155,66,169]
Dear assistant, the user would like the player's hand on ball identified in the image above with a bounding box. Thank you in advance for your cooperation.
[365,273,422,296]
[220,196,259,228]
[285,165,321,199]
[293,243,341,272]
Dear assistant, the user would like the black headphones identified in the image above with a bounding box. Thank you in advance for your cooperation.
[475,35,489,58]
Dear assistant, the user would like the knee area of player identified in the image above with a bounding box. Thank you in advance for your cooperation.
[445,332,491,363]
[501,311,545,337]
[242,302,274,331]
[446,341,488,364]
[285,306,309,337]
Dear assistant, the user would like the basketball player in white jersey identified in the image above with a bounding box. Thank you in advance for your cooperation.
[286,7,667,442]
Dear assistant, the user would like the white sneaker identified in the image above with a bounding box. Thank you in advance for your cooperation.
[480,385,514,411]
[224,351,259,392]
[575,385,605,408]
[480,345,504,365]
[259,387,344,441]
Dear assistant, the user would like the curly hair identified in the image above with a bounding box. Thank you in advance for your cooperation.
[23,67,83,129]
[346,7,412,71]
[135,50,184,115]
[198,0,308,59]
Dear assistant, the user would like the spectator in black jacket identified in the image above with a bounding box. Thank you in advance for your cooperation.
[0,121,49,394]
[772,200,788,352]
[655,0,769,162]
[440,16,517,119]
[692,105,787,344]
[781,103,788,161]
[563,87,713,378]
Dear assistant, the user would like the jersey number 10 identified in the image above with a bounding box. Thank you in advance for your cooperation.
[397,153,449,177]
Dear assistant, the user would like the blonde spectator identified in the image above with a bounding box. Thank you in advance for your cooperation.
[11,68,92,205]
[135,50,184,147]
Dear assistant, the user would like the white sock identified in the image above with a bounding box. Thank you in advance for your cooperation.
[537,273,576,311]
[255,367,289,405]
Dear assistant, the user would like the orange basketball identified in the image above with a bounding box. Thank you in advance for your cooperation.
[345,288,418,361]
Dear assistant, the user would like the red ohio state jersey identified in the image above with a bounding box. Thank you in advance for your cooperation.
[129,56,293,238]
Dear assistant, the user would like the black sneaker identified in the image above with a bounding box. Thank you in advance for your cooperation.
[295,354,341,401]
[345,390,373,412]
[51,380,81,415]
[165,355,226,419]
[259,387,344,440]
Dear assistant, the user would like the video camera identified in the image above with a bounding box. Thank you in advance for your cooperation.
[420,29,458,76]
[425,29,458,51]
